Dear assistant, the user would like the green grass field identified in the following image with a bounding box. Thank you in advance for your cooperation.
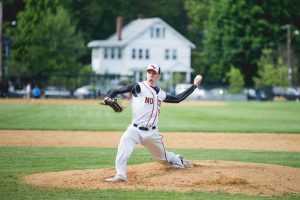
[0,101,300,199]
[0,101,300,132]
[1,147,300,200]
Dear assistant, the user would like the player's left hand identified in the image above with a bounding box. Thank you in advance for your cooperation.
[194,75,202,87]
[100,97,124,112]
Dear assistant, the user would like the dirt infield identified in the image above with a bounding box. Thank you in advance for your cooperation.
[1,130,300,152]
[23,161,300,196]
[2,99,300,196]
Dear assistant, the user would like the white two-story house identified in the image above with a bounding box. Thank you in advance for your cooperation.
[87,17,195,83]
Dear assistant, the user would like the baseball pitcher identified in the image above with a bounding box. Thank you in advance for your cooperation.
[102,64,202,182]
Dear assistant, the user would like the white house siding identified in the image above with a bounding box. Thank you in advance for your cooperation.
[91,48,101,73]
[88,18,195,82]
[123,24,192,75]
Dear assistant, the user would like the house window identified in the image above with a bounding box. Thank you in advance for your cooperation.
[172,49,177,60]
[162,27,166,38]
[118,48,122,59]
[132,49,136,59]
[111,48,115,59]
[145,49,149,59]
[156,28,160,38]
[139,49,142,59]
[150,27,154,38]
[139,71,143,81]
[104,48,108,59]
[165,49,169,60]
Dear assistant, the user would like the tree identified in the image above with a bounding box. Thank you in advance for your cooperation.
[184,0,211,77]
[202,0,295,85]
[8,0,85,80]
[62,0,188,41]
[2,0,24,24]
[61,0,190,63]
[227,66,244,94]
[184,0,211,49]
[254,49,289,88]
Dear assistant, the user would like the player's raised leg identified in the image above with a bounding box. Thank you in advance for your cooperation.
[142,133,191,168]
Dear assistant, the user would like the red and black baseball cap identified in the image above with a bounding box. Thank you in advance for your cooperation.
[146,64,161,74]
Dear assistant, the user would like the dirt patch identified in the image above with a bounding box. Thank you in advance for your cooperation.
[23,160,300,196]
[1,130,300,152]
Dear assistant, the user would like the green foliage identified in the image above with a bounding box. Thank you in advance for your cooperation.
[44,65,95,91]
[172,72,186,84]
[254,63,289,88]
[202,0,293,84]
[184,0,211,48]
[4,0,300,86]
[75,64,96,87]
[184,0,210,31]
[191,51,206,76]
[254,50,289,87]
[62,0,188,41]
[60,0,190,64]
[227,66,245,94]
[8,0,85,79]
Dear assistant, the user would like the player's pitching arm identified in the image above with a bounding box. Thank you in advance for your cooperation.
[164,75,202,103]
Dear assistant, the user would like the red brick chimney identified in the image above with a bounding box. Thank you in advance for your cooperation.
[137,13,144,19]
[116,16,124,41]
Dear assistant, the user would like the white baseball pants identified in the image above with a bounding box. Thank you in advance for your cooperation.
[115,124,184,180]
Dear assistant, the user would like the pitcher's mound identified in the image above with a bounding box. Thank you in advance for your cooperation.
[23,160,300,196]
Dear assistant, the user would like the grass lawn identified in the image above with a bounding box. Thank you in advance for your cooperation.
[0,101,299,133]
[0,100,299,199]
[0,147,299,200]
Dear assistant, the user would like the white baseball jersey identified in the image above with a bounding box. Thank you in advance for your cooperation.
[131,81,166,127]
[106,81,197,180]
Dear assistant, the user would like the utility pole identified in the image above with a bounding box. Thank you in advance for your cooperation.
[0,1,2,81]
[282,24,292,86]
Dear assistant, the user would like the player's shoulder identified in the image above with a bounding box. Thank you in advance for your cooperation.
[159,87,166,95]
[130,82,141,97]
[127,82,139,87]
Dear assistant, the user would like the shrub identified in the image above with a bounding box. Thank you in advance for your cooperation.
[227,66,245,94]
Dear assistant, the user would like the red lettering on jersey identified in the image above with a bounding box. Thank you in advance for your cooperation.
[145,97,153,104]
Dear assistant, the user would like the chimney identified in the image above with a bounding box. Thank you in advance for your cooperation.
[116,16,124,41]
[137,13,144,19]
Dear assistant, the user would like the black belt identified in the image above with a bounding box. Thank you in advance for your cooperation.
[133,123,156,131]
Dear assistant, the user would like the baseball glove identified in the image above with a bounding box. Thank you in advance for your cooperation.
[100,97,124,112]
